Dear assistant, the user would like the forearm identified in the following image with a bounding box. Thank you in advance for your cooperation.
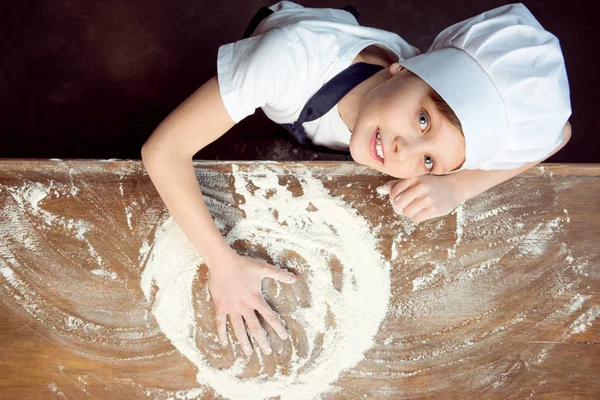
[141,149,235,268]
[449,160,537,201]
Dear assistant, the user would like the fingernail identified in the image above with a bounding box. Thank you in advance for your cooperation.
[288,274,296,283]
[264,347,272,355]
[376,185,390,195]
[281,331,288,340]
[244,346,252,356]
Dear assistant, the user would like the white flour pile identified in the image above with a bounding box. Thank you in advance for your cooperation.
[140,164,391,400]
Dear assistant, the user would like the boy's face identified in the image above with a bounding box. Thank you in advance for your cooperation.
[349,64,466,178]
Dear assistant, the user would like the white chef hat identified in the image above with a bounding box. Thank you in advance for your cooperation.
[399,3,571,171]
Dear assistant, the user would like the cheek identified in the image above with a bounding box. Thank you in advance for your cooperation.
[349,133,369,165]
[361,86,394,119]
[385,161,423,179]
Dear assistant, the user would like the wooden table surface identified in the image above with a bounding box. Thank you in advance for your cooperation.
[0,159,598,399]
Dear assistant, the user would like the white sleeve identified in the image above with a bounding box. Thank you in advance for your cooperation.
[216,28,305,124]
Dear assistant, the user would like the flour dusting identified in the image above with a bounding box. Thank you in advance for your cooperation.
[141,164,390,400]
[0,162,596,399]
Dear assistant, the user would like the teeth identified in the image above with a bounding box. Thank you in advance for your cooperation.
[375,131,384,160]
[376,143,384,159]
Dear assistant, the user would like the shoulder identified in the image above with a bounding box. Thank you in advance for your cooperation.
[216,28,309,122]
[248,28,305,65]
[220,27,306,69]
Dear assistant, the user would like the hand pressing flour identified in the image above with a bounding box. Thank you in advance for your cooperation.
[207,250,296,356]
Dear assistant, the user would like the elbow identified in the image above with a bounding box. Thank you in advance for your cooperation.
[141,143,149,162]
[141,142,151,160]
[141,141,191,172]
[141,141,158,170]
[141,138,162,161]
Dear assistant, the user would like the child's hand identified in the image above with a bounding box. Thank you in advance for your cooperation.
[377,175,463,223]
[207,252,296,357]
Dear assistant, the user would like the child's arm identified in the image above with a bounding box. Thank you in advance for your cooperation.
[382,121,572,223]
[141,76,296,357]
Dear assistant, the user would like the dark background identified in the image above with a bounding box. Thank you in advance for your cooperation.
[1,0,596,162]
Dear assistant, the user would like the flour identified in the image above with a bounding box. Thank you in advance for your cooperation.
[143,387,207,399]
[569,294,589,312]
[412,263,445,292]
[567,307,599,336]
[3,179,93,251]
[141,164,390,400]
[91,268,118,280]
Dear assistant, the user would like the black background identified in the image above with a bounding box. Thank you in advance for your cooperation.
[1,0,596,162]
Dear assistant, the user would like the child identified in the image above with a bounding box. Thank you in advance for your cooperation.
[141,1,571,357]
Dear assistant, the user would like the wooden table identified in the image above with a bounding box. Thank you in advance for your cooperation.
[0,160,598,399]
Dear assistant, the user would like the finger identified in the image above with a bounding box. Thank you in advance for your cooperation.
[230,314,253,356]
[412,207,435,224]
[264,264,296,284]
[375,179,399,195]
[255,299,289,340]
[392,184,425,214]
[402,197,431,218]
[389,177,417,199]
[216,313,228,348]
[244,311,272,355]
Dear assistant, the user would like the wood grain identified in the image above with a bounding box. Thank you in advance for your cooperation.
[0,160,598,399]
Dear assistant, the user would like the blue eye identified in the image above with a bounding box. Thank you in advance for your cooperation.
[419,111,429,131]
[424,155,434,171]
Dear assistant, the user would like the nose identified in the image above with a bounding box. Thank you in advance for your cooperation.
[392,136,416,162]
